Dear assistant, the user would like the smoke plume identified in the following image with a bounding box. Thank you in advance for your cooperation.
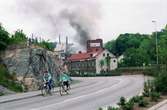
[16,0,101,48]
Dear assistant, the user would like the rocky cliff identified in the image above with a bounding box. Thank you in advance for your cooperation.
[1,47,61,91]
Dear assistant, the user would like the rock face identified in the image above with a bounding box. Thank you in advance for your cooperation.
[2,47,61,91]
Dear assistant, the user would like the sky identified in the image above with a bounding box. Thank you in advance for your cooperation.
[0,0,167,45]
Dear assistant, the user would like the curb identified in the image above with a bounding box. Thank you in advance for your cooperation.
[0,93,41,104]
[148,100,167,110]
[0,90,42,104]
[0,89,59,104]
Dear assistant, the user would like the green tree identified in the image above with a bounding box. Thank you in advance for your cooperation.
[115,33,146,56]
[122,48,150,67]
[10,30,27,44]
[38,40,55,51]
[158,34,167,67]
[105,40,117,56]
[0,25,10,50]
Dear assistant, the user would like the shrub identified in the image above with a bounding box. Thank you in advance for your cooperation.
[130,96,143,103]
[117,97,134,110]
[154,71,167,94]
[118,97,126,107]
[143,80,155,97]
[150,91,160,102]
[123,100,134,110]
[138,98,149,107]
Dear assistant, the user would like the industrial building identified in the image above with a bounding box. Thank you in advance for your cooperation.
[67,39,118,74]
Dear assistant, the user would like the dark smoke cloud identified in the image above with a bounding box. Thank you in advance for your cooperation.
[60,9,91,47]
[16,0,101,48]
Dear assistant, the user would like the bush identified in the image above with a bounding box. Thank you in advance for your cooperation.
[150,91,160,102]
[130,96,143,103]
[118,97,126,107]
[138,98,149,107]
[154,71,167,94]
[142,65,160,76]
[143,80,154,97]
[117,97,134,110]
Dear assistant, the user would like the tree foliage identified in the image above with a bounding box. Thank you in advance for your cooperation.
[37,40,55,51]
[9,30,27,44]
[0,25,10,50]
[0,24,55,51]
[105,25,167,67]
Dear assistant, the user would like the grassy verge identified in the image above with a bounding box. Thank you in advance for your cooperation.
[98,69,167,110]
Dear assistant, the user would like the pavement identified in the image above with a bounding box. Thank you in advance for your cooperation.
[0,90,41,104]
[148,100,167,110]
[0,75,144,110]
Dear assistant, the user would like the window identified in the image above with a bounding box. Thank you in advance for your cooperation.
[103,53,105,57]
[113,60,116,63]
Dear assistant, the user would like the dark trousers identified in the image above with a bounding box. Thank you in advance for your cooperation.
[63,81,69,89]
[46,80,52,90]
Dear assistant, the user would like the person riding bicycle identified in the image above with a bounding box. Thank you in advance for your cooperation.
[43,70,52,91]
[59,72,71,90]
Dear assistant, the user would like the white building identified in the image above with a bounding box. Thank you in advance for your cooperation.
[67,39,118,74]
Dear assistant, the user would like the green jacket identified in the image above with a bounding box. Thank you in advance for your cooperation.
[43,72,52,82]
[59,73,71,82]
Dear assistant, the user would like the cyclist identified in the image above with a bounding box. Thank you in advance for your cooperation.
[59,72,71,90]
[43,70,52,91]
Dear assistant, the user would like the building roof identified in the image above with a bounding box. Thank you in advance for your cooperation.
[68,48,103,62]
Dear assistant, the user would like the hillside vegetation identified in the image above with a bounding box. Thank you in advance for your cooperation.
[105,25,167,67]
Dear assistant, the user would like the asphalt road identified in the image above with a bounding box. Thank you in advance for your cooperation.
[0,75,144,110]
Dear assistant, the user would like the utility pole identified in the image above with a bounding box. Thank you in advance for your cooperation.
[65,36,68,60]
[152,20,158,65]
[59,34,61,44]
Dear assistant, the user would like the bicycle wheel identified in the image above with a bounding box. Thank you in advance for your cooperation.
[59,82,64,96]
[59,82,69,96]
[41,85,47,96]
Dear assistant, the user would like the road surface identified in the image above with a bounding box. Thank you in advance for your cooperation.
[0,75,144,110]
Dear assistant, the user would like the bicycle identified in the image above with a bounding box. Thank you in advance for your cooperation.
[40,81,52,96]
[59,81,70,96]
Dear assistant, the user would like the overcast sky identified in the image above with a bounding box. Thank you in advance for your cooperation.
[0,0,167,44]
